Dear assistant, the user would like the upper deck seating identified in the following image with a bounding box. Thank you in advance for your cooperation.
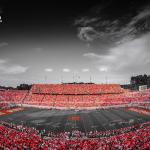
[31,84,124,94]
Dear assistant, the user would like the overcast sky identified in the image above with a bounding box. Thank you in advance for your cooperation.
[0,0,150,87]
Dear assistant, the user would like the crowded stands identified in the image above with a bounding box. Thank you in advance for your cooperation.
[31,84,124,94]
[0,84,150,109]
[0,121,149,149]
[0,103,11,110]
[0,83,150,149]
[0,90,28,104]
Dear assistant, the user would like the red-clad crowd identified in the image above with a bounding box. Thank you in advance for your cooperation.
[31,84,124,94]
[0,103,16,110]
[0,103,10,110]
[20,89,150,109]
[0,121,149,149]
[0,84,150,109]
[0,90,28,104]
[138,103,150,109]
[126,106,150,116]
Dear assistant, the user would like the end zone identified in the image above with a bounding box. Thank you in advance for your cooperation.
[0,107,24,116]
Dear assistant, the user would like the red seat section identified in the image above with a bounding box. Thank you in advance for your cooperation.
[31,84,124,94]
[0,84,150,109]
[0,121,149,149]
[0,90,28,104]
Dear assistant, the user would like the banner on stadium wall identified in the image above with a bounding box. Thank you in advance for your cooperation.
[139,85,147,91]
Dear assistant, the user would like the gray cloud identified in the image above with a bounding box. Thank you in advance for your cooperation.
[75,17,99,26]
[83,33,150,75]
[0,42,8,47]
[0,59,28,74]
[74,1,150,82]
[77,27,100,42]
[82,68,90,72]
[62,68,71,72]
[45,68,53,72]
[75,5,150,54]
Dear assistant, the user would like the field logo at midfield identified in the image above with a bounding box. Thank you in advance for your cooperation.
[68,115,80,121]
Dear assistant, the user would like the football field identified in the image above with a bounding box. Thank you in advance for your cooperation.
[0,107,150,133]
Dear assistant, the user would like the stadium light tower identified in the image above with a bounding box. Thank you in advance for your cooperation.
[90,76,92,83]
[61,75,64,83]
[78,75,80,83]
[99,66,108,84]
[73,73,75,83]
[44,76,47,83]
[105,75,108,84]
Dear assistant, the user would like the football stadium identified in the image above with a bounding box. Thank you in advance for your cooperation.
[0,82,150,149]
[1,0,150,149]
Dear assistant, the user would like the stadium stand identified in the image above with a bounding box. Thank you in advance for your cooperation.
[31,84,124,94]
[0,121,149,149]
[0,83,150,149]
[0,103,10,110]
[0,90,28,104]
[0,84,150,109]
